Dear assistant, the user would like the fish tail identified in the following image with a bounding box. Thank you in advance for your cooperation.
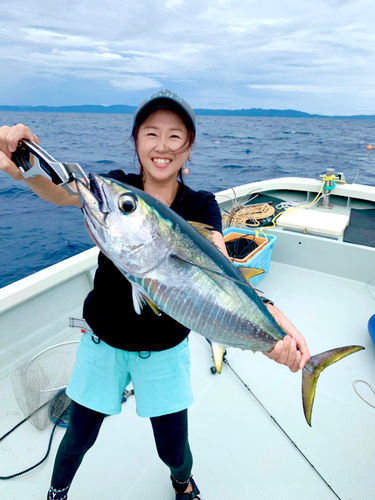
[302,345,364,426]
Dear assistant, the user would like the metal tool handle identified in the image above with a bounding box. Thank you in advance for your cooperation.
[12,140,90,195]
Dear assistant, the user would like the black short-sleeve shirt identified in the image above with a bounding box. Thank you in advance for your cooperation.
[83,172,222,352]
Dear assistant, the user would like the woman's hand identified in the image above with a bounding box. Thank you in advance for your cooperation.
[0,124,80,207]
[0,124,39,180]
[264,303,310,372]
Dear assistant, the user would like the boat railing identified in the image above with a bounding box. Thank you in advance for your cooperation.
[0,247,99,380]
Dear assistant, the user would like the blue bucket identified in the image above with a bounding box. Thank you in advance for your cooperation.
[368,314,375,345]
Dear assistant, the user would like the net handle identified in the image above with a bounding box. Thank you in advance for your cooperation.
[23,340,79,393]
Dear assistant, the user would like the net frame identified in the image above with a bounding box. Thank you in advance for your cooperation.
[11,341,79,430]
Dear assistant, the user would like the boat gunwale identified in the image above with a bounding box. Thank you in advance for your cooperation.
[0,247,99,314]
[214,176,375,204]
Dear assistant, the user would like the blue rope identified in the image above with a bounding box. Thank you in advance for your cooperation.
[323,181,336,191]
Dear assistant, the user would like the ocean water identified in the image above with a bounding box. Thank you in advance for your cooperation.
[1,112,374,288]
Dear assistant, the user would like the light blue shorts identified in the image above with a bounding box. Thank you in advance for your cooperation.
[66,332,193,418]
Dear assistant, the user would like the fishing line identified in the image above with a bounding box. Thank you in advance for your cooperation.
[352,380,375,408]
[222,357,343,500]
[351,145,373,185]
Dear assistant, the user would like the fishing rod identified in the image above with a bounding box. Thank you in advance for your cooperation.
[218,353,343,500]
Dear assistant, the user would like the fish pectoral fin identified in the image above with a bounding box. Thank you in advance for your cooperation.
[209,340,226,374]
[131,283,161,316]
[238,267,265,281]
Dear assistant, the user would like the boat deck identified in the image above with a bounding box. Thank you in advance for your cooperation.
[1,259,374,500]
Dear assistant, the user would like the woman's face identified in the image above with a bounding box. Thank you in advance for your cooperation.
[136,109,191,184]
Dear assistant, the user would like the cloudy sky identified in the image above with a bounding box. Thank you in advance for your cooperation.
[1,0,375,115]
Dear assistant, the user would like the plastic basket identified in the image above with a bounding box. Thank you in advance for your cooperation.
[223,228,277,286]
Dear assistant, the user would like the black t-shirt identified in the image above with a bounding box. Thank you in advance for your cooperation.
[83,172,223,352]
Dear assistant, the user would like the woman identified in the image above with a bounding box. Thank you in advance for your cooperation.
[0,89,310,500]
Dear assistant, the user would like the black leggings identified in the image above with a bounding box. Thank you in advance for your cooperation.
[50,400,193,491]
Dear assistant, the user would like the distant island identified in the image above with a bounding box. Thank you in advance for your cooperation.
[0,104,374,120]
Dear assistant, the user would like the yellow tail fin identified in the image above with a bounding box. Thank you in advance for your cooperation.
[302,345,364,426]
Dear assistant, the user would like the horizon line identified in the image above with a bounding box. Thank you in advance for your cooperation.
[0,103,374,119]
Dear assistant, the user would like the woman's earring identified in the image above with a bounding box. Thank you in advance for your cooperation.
[183,163,189,176]
[138,162,142,171]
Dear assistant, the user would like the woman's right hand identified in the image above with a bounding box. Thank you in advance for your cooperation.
[0,124,39,180]
[0,124,81,207]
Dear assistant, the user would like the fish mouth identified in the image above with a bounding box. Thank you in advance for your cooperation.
[88,174,104,204]
[76,174,109,227]
[77,174,109,208]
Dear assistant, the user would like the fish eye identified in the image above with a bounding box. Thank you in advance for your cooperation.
[118,194,137,214]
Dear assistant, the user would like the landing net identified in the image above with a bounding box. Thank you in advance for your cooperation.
[10,341,78,430]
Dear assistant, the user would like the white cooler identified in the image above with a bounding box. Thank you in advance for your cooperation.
[276,209,349,236]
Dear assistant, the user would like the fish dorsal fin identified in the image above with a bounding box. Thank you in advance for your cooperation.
[131,282,161,316]
[188,221,215,243]
[238,267,265,281]
[209,340,226,373]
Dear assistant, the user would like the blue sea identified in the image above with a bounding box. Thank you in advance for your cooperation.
[1,112,374,288]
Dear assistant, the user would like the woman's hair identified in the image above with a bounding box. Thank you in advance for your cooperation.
[132,107,196,183]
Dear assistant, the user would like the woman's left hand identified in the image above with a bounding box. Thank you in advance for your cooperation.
[264,304,310,372]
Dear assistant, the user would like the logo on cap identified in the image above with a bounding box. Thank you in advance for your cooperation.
[146,89,183,103]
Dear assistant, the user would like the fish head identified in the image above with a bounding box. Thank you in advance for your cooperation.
[77,174,171,275]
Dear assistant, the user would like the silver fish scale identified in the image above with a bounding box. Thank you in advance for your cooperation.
[141,256,283,353]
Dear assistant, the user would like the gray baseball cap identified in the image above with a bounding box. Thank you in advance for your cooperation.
[132,89,196,134]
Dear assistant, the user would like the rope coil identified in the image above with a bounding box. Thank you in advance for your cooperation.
[225,235,259,259]
[222,203,275,228]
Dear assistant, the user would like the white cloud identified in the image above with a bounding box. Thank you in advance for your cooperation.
[1,0,375,114]
[247,84,345,94]
[22,28,96,48]
[110,76,162,90]
[165,0,184,7]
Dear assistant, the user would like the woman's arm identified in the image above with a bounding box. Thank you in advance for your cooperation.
[211,230,230,257]
[212,230,310,371]
[0,124,81,207]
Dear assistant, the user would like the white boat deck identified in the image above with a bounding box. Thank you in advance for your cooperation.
[1,259,374,500]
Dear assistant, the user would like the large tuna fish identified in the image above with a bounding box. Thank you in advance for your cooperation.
[77,174,364,426]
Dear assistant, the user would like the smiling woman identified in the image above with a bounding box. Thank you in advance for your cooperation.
[0,89,210,500]
[130,91,196,206]
[0,88,310,500]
